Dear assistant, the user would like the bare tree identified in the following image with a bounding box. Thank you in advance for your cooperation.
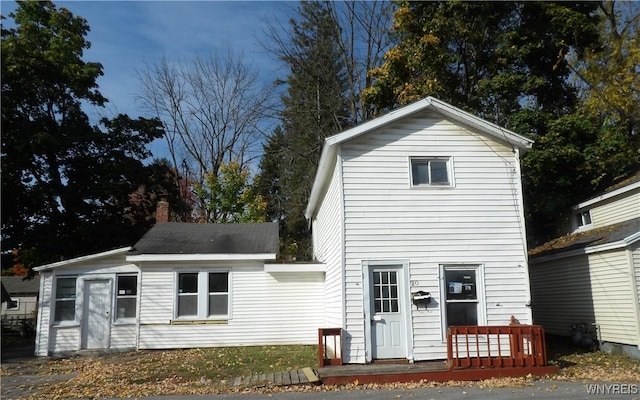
[136,50,276,221]
[327,1,395,123]
[260,1,394,126]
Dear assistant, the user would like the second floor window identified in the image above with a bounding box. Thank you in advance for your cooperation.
[411,157,452,187]
[575,210,592,228]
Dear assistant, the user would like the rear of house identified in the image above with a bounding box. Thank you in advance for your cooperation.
[307,97,535,364]
[529,172,640,358]
[35,222,325,356]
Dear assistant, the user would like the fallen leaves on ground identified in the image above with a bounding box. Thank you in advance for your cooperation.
[1,343,639,400]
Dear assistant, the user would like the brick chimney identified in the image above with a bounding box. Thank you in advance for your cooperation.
[155,199,169,223]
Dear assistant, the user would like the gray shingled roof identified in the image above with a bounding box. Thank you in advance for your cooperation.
[529,217,640,258]
[1,276,40,295]
[129,222,279,255]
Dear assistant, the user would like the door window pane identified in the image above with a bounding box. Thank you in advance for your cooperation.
[373,270,399,314]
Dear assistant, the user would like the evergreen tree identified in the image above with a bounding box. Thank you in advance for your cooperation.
[257,1,351,259]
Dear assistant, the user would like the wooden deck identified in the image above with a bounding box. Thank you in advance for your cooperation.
[317,323,559,385]
[318,361,559,385]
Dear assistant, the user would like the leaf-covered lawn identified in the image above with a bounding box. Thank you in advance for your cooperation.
[1,342,639,399]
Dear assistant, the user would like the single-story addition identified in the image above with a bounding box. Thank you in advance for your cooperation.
[34,222,326,356]
[529,171,640,359]
[305,97,535,363]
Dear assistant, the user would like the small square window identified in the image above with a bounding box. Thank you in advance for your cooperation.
[411,158,451,186]
[576,210,592,227]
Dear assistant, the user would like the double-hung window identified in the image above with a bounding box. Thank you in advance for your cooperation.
[441,265,483,329]
[116,275,138,321]
[410,157,452,187]
[176,271,230,320]
[54,277,77,323]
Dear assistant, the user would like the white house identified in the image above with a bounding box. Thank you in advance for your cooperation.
[305,97,534,363]
[528,171,640,359]
[34,222,326,356]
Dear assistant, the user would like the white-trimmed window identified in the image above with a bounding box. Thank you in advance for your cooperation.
[116,275,138,320]
[410,157,452,186]
[441,265,483,329]
[176,271,230,319]
[575,210,592,228]
[54,277,77,322]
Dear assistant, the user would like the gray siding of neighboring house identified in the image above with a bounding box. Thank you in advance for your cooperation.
[530,249,639,347]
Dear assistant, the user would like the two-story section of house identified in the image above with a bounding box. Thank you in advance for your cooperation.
[305,97,534,364]
[529,170,640,359]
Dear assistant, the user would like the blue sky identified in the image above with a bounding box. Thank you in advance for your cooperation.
[1,0,293,157]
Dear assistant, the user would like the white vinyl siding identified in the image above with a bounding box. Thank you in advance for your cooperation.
[35,257,140,356]
[312,163,344,329]
[589,189,640,228]
[530,250,639,347]
[138,263,324,349]
[338,111,530,362]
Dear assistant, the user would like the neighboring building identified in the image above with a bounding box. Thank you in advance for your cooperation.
[1,275,40,319]
[34,222,325,356]
[305,97,534,363]
[529,170,640,358]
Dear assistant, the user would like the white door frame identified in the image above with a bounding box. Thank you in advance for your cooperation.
[82,279,112,350]
[362,260,413,363]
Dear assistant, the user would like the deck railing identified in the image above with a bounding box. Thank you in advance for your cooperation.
[447,324,548,370]
[318,328,343,367]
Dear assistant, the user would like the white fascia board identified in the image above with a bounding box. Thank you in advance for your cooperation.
[427,97,534,151]
[530,232,640,264]
[126,253,277,262]
[264,263,326,273]
[34,247,132,272]
[573,181,640,210]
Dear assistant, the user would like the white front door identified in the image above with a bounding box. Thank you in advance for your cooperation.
[82,280,111,349]
[369,266,406,359]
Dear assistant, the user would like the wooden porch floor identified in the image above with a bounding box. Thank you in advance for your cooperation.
[318,361,559,385]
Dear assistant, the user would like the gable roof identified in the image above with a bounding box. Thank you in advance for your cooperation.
[529,217,640,262]
[34,247,132,272]
[127,222,279,262]
[1,276,40,295]
[305,97,534,219]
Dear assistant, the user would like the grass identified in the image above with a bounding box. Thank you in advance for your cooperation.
[1,345,318,399]
[2,340,639,399]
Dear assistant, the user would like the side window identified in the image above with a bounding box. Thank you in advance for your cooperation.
[54,277,77,322]
[116,275,138,320]
[411,157,452,186]
[442,266,481,327]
